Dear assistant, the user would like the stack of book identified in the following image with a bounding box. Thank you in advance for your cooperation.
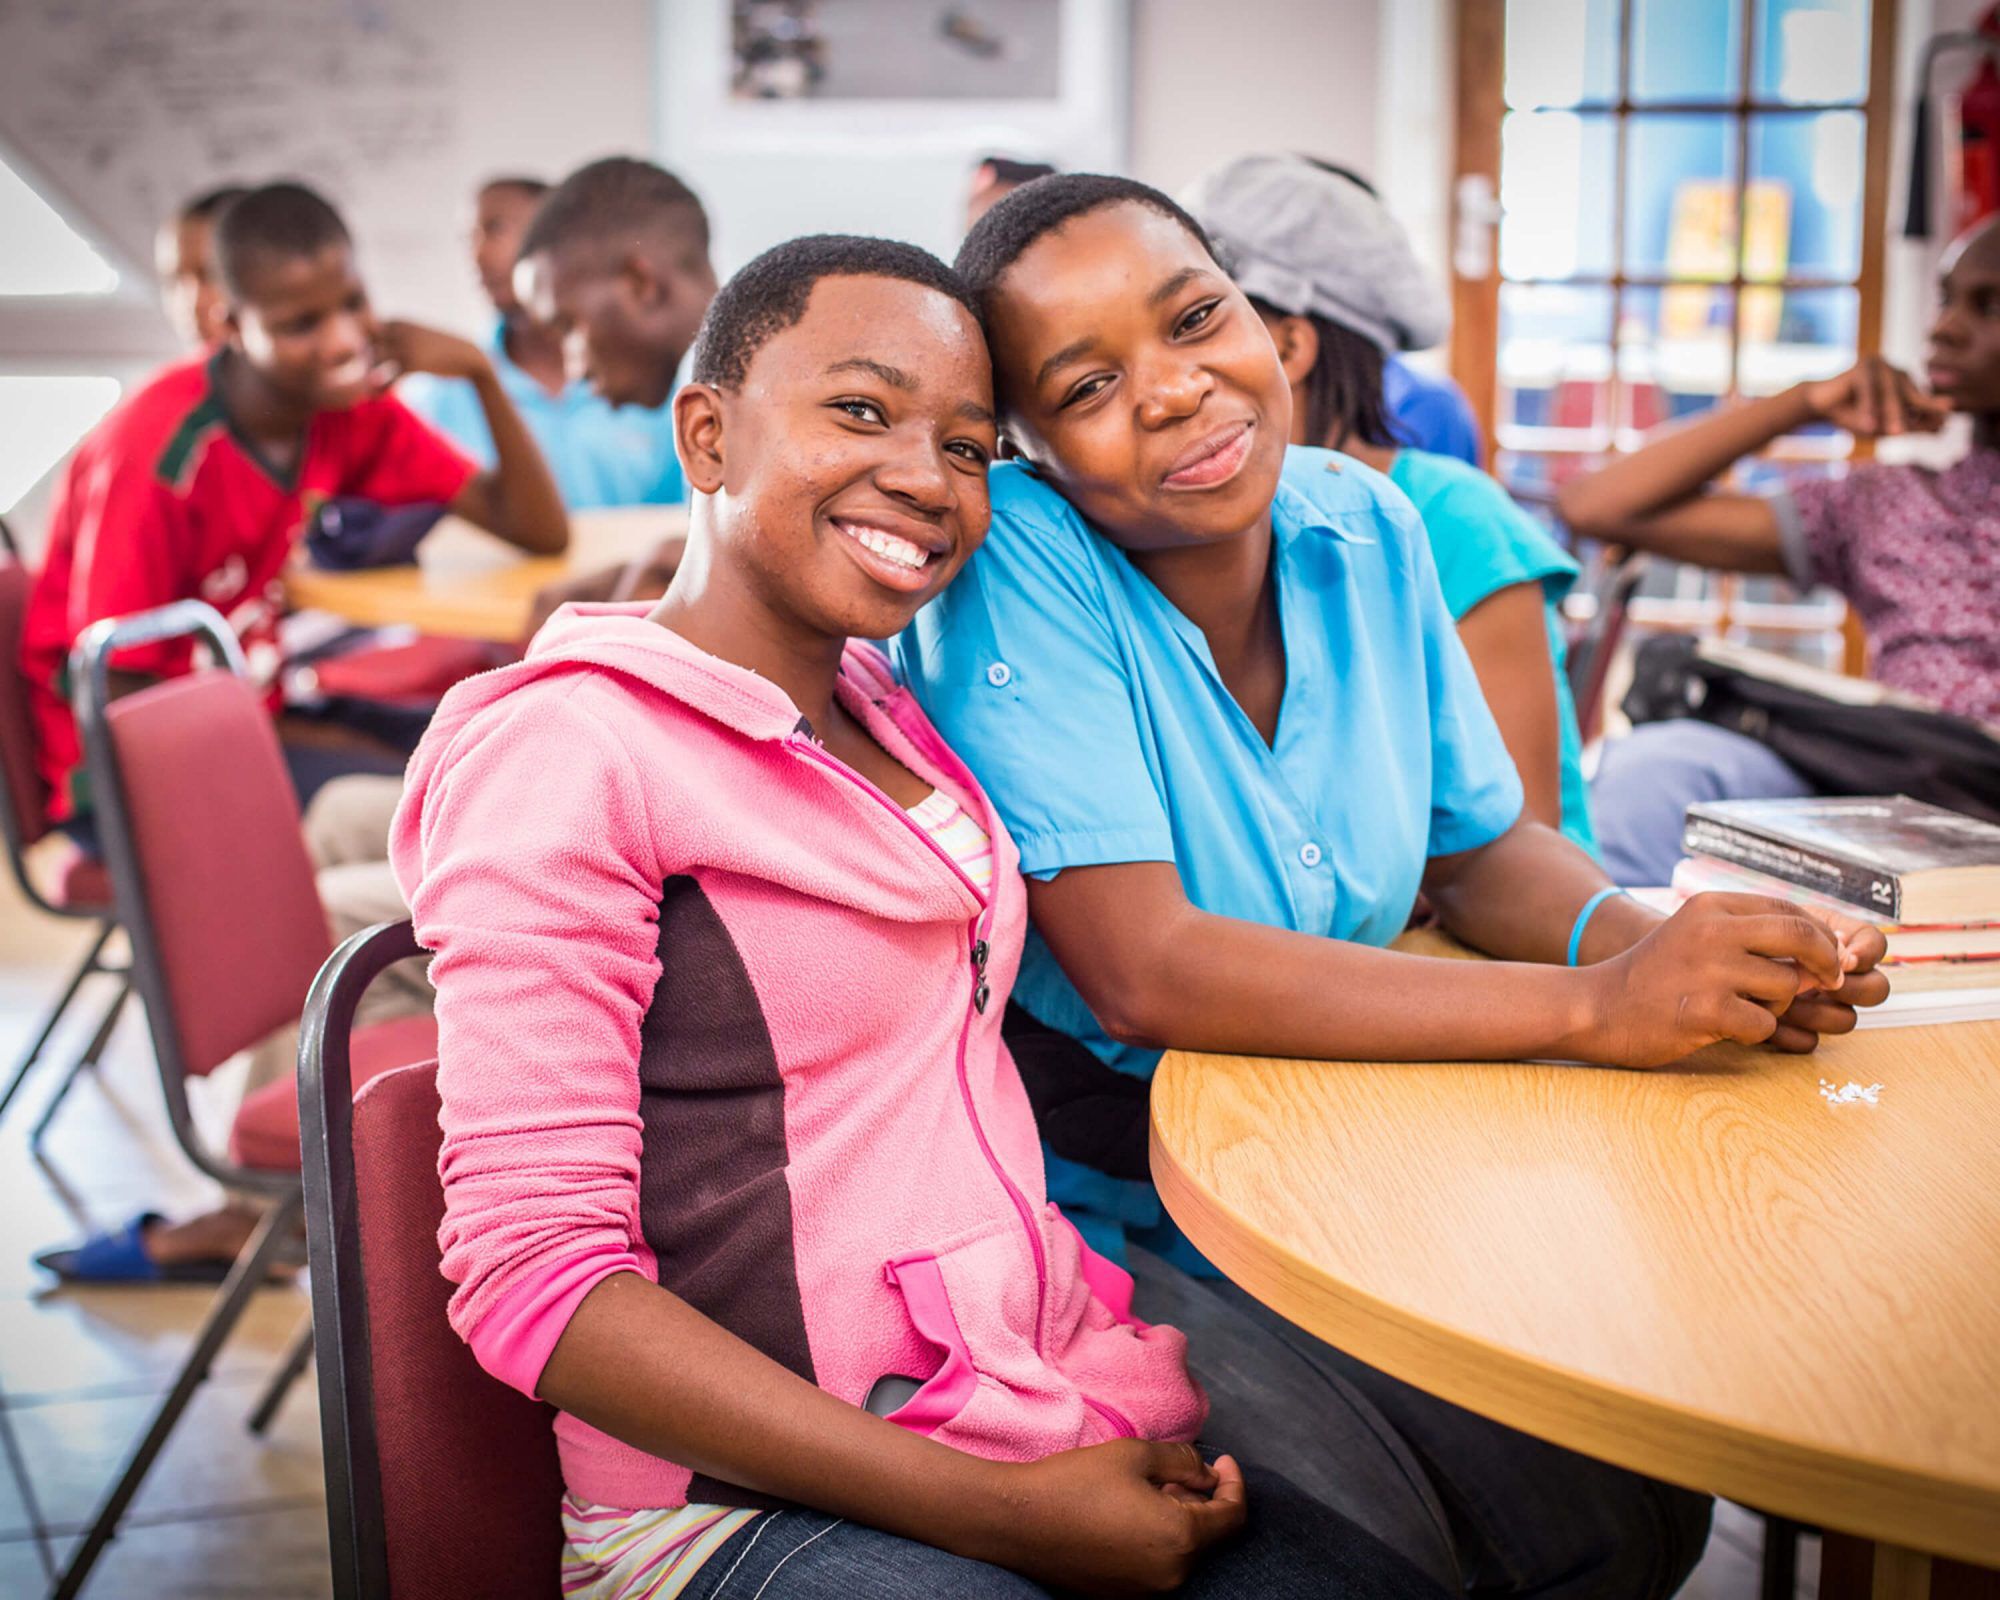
[1674,796,2000,1028]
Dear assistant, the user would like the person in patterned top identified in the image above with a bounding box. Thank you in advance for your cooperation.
[1556,216,2000,885]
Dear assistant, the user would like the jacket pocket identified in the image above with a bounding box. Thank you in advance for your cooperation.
[1036,1206,1208,1446]
[880,1218,1094,1461]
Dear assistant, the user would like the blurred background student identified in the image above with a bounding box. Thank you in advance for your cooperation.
[401,175,690,512]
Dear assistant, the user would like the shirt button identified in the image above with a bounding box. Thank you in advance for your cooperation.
[986,661,1013,688]
[1299,842,1323,868]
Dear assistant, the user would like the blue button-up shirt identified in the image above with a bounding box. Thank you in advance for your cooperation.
[402,323,686,510]
[895,447,1523,1272]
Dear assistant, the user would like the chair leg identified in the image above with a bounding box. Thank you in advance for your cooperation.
[246,1318,314,1436]
[0,920,114,1125]
[51,1190,302,1600]
[28,978,130,1154]
[1761,1513,1803,1600]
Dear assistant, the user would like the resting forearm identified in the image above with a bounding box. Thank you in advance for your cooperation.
[541,1272,1009,1557]
[1556,386,1813,544]
[472,369,568,554]
[1426,819,1661,965]
[1111,904,1597,1063]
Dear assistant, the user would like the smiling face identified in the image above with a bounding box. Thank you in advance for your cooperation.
[517,234,716,410]
[1928,218,2000,416]
[982,202,1292,552]
[685,273,997,643]
[226,243,378,410]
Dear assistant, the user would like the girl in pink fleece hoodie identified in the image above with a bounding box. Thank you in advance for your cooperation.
[391,236,1449,1599]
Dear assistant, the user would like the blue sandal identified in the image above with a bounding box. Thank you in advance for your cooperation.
[34,1212,234,1285]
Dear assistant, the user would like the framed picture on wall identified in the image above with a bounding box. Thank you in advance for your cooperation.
[730,1,1065,103]
[658,0,1129,264]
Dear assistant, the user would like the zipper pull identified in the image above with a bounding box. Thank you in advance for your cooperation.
[971,937,991,1013]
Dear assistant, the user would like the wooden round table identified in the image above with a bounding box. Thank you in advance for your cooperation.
[1151,1014,2000,1595]
[284,505,683,642]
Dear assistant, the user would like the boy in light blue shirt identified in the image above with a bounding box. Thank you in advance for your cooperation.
[402,177,686,509]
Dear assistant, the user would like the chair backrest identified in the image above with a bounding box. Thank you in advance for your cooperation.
[0,554,54,859]
[302,922,565,1600]
[1565,549,1649,744]
[75,602,330,1184]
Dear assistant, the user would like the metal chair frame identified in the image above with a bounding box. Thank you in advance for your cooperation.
[54,601,305,1600]
[0,514,133,1149]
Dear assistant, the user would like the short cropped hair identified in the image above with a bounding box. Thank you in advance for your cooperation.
[976,156,1058,187]
[213,182,351,298]
[479,174,550,204]
[955,173,1216,319]
[690,234,977,391]
[176,184,250,227]
[517,157,709,266]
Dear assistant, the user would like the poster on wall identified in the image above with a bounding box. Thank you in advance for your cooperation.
[660,0,1127,263]
[730,1,1062,102]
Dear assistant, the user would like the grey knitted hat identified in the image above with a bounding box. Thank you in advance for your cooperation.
[1181,153,1449,355]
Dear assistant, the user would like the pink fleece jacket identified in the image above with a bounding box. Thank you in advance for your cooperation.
[389,604,1206,1510]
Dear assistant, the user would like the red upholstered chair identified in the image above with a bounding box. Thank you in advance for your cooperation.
[63,601,437,1600]
[300,920,564,1600]
[0,516,133,1149]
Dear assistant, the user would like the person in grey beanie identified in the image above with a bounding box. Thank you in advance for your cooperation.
[1186,151,1599,854]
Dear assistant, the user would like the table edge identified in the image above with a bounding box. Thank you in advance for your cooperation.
[1148,1054,2000,1568]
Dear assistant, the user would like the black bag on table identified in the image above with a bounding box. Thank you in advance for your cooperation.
[1621,634,2000,825]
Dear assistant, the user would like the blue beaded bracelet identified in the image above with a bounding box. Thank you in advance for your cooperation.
[1567,887,1629,967]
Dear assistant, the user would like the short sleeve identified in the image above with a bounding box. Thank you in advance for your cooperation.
[1402,517,1527,857]
[895,477,1174,879]
[345,393,479,506]
[1764,472,1858,593]
[399,375,495,467]
[1416,465,1579,621]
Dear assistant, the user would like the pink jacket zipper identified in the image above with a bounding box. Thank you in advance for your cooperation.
[1085,1395,1137,1439]
[789,738,1050,1314]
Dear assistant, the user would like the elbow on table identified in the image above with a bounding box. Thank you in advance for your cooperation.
[523,516,571,556]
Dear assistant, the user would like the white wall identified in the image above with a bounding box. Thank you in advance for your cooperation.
[654,0,1132,275]
[1127,0,1383,196]
[0,0,657,366]
[0,0,657,543]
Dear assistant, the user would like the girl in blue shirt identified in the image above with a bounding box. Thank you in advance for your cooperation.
[896,173,1890,1600]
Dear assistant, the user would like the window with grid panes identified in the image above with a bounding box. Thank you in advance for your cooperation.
[1493,0,1885,669]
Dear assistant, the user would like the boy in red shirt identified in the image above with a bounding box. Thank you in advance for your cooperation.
[20,181,567,845]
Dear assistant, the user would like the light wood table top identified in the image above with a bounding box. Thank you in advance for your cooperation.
[1151,947,2000,1584]
[284,505,684,642]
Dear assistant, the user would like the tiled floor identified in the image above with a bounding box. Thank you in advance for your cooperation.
[0,867,328,1599]
[0,862,1810,1599]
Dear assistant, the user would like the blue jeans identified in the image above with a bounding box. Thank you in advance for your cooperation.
[674,1243,1708,1599]
[678,1469,1448,1599]
[1132,1250,1712,1600]
[1591,720,1816,888]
